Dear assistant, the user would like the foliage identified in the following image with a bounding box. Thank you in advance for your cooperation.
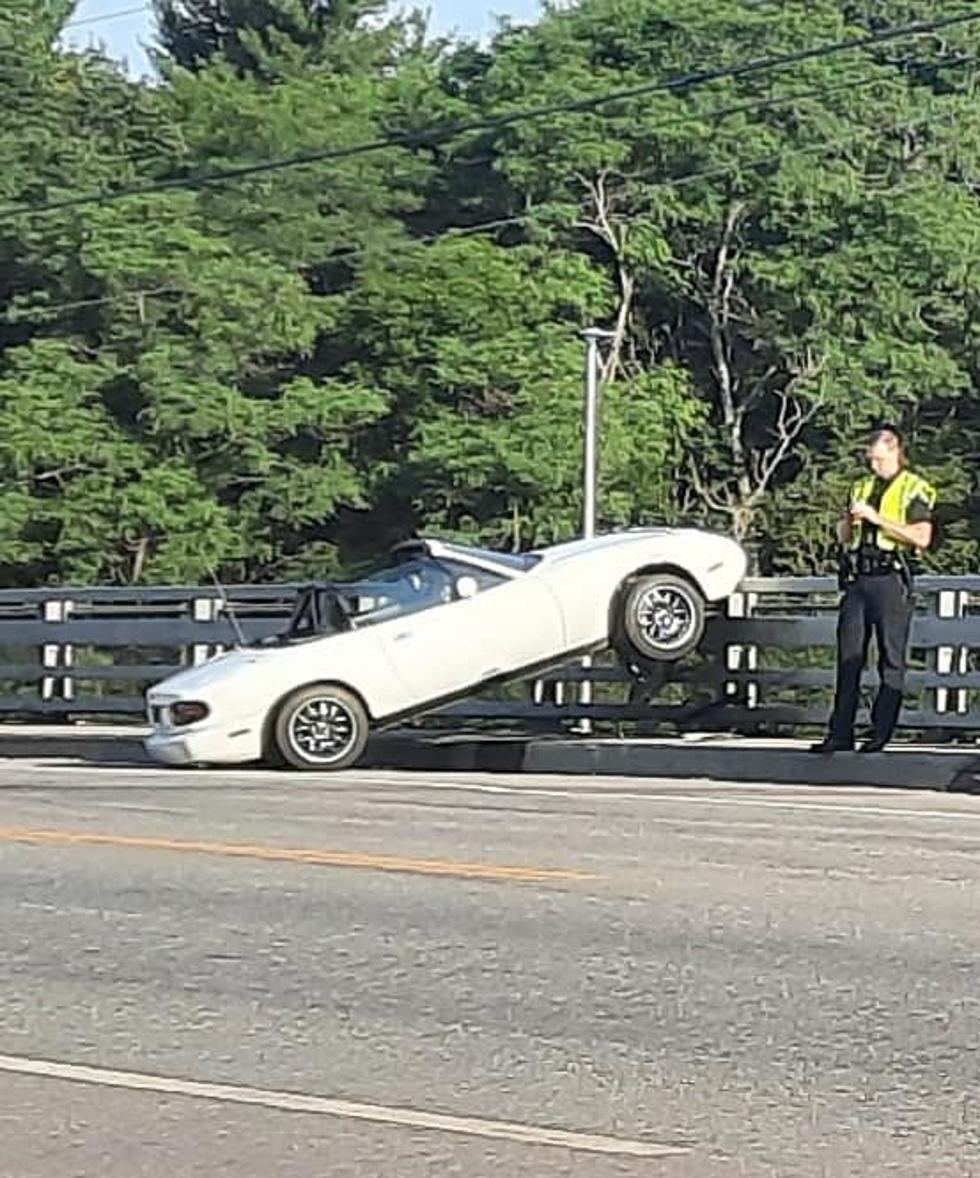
[0,0,978,584]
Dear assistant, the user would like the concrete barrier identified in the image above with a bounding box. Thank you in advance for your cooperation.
[363,732,980,792]
[1,725,978,792]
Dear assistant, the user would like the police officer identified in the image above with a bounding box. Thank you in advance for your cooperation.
[811,425,936,754]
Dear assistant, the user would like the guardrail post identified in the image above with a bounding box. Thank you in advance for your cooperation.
[574,655,594,735]
[746,591,759,709]
[935,589,968,717]
[191,596,222,665]
[40,599,74,703]
[724,591,759,708]
[532,676,565,707]
[724,592,743,703]
[956,591,971,717]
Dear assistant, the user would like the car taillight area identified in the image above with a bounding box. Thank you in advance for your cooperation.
[169,701,211,728]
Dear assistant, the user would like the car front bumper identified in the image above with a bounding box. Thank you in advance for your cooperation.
[144,723,262,767]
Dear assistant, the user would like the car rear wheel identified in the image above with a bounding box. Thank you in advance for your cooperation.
[617,573,706,663]
[273,684,369,771]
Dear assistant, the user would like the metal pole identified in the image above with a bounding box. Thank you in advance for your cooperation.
[577,328,616,733]
[580,327,616,540]
[582,332,599,540]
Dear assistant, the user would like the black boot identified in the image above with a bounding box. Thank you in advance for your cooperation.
[808,735,854,754]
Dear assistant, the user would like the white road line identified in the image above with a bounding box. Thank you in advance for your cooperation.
[357,775,980,823]
[17,900,147,921]
[536,791,980,823]
[0,1053,685,1159]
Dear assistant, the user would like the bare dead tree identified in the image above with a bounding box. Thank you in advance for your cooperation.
[125,535,151,584]
[690,200,824,542]
[573,168,635,382]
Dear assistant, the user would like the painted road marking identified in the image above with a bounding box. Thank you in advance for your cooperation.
[0,826,595,883]
[0,1053,685,1158]
[365,778,980,823]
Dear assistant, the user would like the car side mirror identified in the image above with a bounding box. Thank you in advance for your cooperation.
[455,575,479,600]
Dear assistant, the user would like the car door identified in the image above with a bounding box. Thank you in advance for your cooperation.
[459,573,565,682]
[378,570,564,707]
[375,597,477,707]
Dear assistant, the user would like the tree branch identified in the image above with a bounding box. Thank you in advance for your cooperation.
[687,454,734,516]
[708,200,746,434]
[574,169,634,382]
[747,380,823,507]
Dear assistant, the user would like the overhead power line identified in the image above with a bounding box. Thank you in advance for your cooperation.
[63,5,151,31]
[1,9,979,221]
[6,75,972,327]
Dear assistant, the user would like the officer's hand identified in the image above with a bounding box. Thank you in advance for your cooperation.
[850,500,880,525]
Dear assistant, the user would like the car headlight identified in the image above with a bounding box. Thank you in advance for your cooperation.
[170,701,210,727]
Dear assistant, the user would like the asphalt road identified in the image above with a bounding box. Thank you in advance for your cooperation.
[2,758,980,1176]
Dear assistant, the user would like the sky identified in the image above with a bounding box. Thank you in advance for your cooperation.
[63,1,543,77]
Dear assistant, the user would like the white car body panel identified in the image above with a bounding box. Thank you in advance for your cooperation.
[538,528,746,649]
[378,576,564,700]
[144,528,746,766]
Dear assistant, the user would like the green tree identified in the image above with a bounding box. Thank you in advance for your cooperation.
[1,0,418,583]
[425,0,980,570]
[3,0,979,588]
[0,3,230,584]
[154,0,395,77]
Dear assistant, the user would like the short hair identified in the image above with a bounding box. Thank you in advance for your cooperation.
[868,422,904,449]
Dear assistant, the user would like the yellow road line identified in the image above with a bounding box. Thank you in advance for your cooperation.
[0,827,596,883]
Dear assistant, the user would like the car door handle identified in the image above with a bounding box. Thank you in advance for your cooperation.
[394,630,414,642]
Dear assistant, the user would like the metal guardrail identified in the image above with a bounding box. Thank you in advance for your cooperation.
[0,576,977,736]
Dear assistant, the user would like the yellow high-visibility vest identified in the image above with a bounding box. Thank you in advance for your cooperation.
[850,468,937,552]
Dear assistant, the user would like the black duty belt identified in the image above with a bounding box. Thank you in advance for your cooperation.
[855,549,908,577]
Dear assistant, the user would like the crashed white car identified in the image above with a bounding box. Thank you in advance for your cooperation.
[145,529,746,770]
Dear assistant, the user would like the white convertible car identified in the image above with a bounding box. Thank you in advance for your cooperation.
[145,529,746,770]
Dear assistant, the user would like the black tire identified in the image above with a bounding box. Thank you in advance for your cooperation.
[273,683,369,771]
[616,573,707,663]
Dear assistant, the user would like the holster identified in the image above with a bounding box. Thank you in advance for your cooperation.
[836,548,858,591]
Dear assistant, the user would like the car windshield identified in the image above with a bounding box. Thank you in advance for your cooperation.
[440,542,540,573]
[273,557,474,643]
[344,559,456,620]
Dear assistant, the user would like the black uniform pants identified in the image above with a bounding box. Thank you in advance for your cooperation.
[828,572,913,745]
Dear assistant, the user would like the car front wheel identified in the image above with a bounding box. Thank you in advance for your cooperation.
[273,684,369,771]
[617,573,707,663]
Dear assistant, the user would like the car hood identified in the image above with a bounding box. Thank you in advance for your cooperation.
[537,527,744,566]
[146,645,283,701]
